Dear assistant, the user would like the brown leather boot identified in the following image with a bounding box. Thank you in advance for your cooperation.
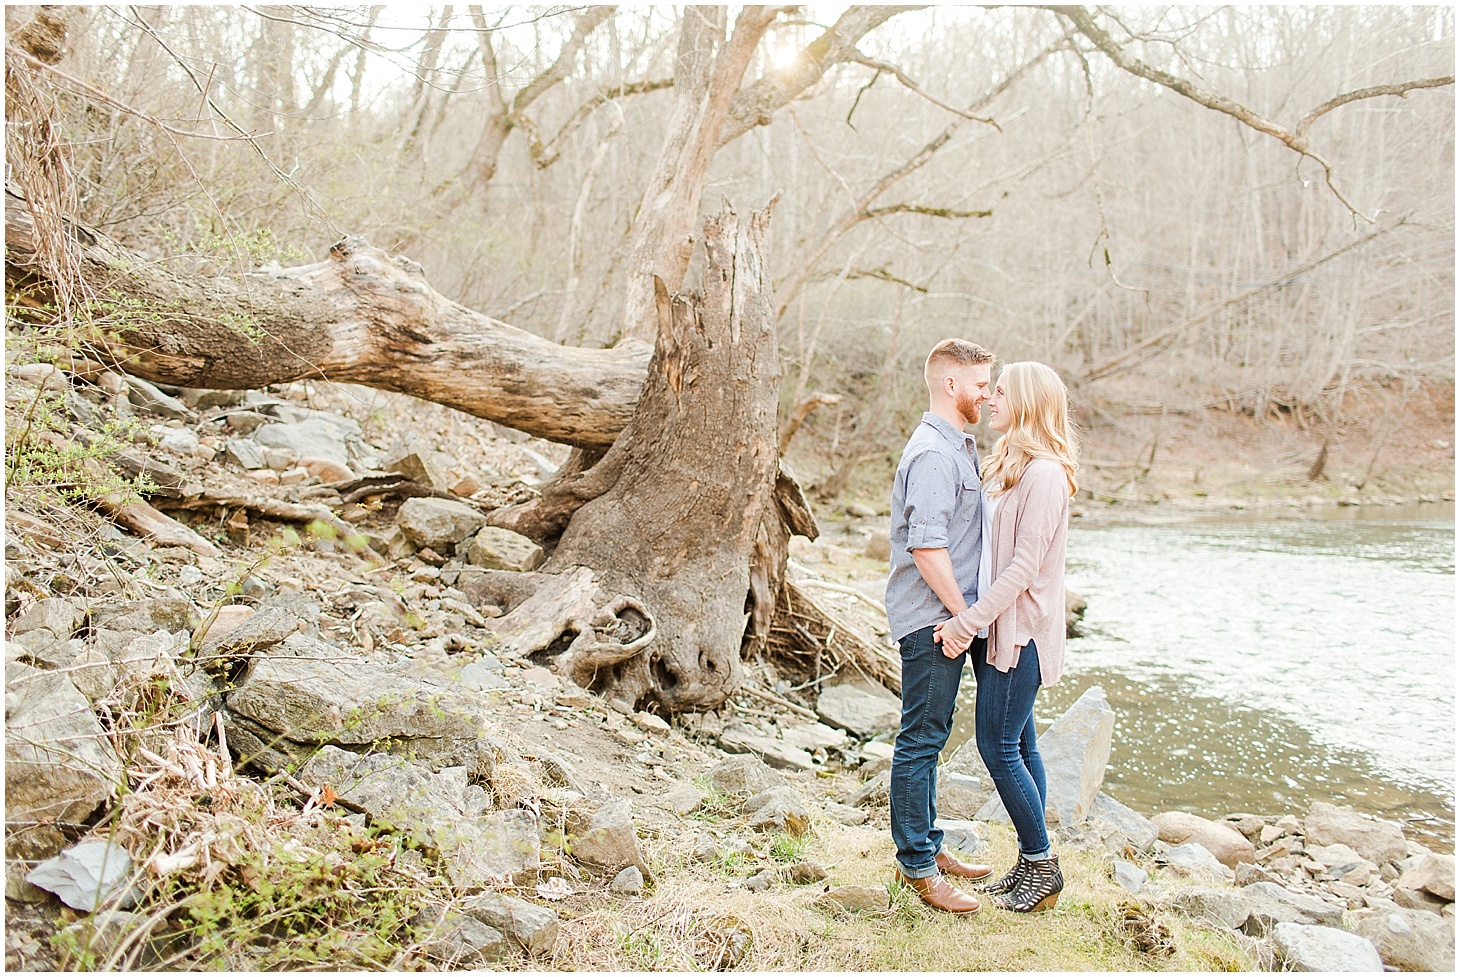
[896,871,981,914]
[936,850,993,882]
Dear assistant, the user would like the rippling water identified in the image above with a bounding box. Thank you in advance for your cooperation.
[947,502,1455,849]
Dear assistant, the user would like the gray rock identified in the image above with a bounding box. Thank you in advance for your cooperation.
[11,597,84,638]
[934,817,987,855]
[58,909,168,969]
[743,786,811,836]
[384,435,453,492]
[1242,881,1346,928]
[25,840,133,910]
[1114,859,1148,894]
[1350,904,1456,972]
[571,798,647,876]
[815,885,890,914]
[936,771,989,819]
[1393,884,1450,915]
[863,528,891,561]
[224,438,266,470]
[824,801,868,826]
[6,631,85,670]
[744,868,776,893]
[5,669,120,825]
[156,427,200,456]
[397,497,487,551]
[224,411,269,434]
[177,387,246,410]
[88,597,197,634]
[1161,842,1230,884]
[416,909,507,967]
[849,769,891,809]
[225,635,492,770]
[1305,801,1408,867]
[1065,590,1088,637]
[1088,792,1159,852]
[660,783,706,817]
[262,446,298,470]
[784,861,828,884]
[299,747,537,886]
[68,630,189,705]
[125,376,192,420]
[815,683,901,738]
[1152,810,1256,868]
[1272,921,1384,972]
[458,660,509,691]
[461,526,544,572]
[254,418,350,466]
[718,724,815,771]
[195,605,300,673]
[1397,852,1455,902]
[610,865,645,895]
[978,684,1114,827]
[461,892,560,955]
[692,833,719,863]
[779,721,848,754]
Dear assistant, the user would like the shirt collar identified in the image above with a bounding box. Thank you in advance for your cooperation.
[921,411,978,451]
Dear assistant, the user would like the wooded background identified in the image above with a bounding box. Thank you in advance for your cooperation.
[8,5,1454,486]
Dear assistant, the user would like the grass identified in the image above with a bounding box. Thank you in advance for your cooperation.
[546,814,1257,972]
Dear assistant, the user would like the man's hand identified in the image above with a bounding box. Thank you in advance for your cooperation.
[933,611,979,658]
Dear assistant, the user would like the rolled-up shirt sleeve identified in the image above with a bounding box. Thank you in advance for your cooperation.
[902,451,958,551]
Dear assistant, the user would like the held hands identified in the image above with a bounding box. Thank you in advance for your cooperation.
[932,609,981,659]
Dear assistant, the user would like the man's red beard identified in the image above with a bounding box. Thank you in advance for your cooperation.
[955,390,982,425]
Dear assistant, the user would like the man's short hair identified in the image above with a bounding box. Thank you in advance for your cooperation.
[925,338,994,375]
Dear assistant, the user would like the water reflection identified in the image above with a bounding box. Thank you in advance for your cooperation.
[945,503,1455,851]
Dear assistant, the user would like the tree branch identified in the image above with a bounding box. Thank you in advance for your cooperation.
[532,77,674,169]
[849,53,1001,130]
[1045,5,1454,221]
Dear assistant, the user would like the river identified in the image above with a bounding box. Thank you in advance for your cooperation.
[944,502,1456,850]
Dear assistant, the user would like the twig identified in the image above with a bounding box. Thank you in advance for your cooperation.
[796,578,885,614]
[736,684,817,721]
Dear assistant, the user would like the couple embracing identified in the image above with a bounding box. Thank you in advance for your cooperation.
[886,339,1079,915]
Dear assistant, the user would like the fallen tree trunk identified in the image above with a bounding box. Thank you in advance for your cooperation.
[5,189,649,450]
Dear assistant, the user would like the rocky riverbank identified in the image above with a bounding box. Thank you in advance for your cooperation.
[5,369,1454,971]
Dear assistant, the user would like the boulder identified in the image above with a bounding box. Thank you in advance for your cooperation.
[11,597,84,638]
[1161,842,1229,884]
[935,772,989,820]
[742,787,811,836]
[5,669,120,826]
[194,606,300,674]
[1152,811,1256,868]
[299,747,536,886]
[224,635,495,773]
[823,801,867,826]
[1350,904,1456,972]
[462,526,544,572]
[815,885,890,914]
[1305,801,1408,867]
[816,684,901,738]
[934,817,987,855]
[1396,852,1454,902]
[977,684,1113,826]
[396,497,488,551]
[1271,921,1384,972]
[193,605,256,644]
[779,721,848,754]
[1114,859,1148,894]
[1393,884,1450,915]
[416,909,507,967]
[571,798,647,877]
[610,866,645,895]
[125,376,192,419]
[719,725,815,771]
[384,435,453,492]
[708,753,781,799]
[1241,882,1345,928]
[254,418,351,466]
[1087,792,1159,852]
[1167,882,1342,936]
[461,892,560,955]
[88,597,197,634]
[862,529,891,561]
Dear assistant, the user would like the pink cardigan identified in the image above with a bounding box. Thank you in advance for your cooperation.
[960,458,1069,686]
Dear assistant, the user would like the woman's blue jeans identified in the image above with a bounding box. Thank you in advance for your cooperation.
[973,640,1049,856]
[890,626,977,879]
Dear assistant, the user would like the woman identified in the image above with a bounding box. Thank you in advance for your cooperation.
[934,361,1078,913]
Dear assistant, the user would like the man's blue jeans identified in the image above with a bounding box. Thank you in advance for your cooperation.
[973,640,1049,856]
[891,626,980,879]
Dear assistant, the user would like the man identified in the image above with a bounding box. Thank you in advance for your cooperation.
[885,338,995,914]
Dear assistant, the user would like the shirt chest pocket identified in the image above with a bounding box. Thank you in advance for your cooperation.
[957,472,982,522]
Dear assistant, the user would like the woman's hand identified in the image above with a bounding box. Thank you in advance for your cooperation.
[933,611,979,658]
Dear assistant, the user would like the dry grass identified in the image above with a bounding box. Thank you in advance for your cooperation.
[546,813,1256,972]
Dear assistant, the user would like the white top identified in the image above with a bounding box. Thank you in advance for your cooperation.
[975,492,997,638]
[976,489,1031,647]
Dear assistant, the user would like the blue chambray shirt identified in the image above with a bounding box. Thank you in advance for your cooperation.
[885,412,983,642]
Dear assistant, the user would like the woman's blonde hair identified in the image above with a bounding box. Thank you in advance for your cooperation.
[982,361,1080,497]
